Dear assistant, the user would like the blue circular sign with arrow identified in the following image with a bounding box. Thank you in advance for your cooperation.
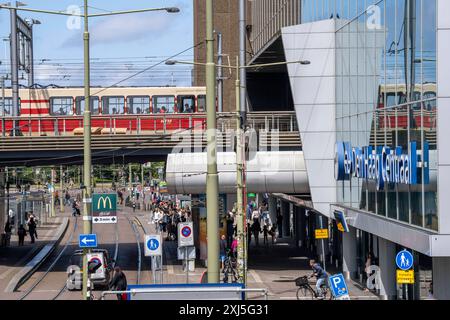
[396,250,414,270]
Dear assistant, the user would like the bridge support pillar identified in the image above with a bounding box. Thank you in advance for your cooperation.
[281,201,290,238]
[268,196,277,227]
[343,225,357,281]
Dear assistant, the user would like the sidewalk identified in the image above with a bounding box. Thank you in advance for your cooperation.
[122,205,379,300]
[245,236,380,300]
[0,214,68,295]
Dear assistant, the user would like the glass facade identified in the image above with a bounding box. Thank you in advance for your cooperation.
[334,0,437,231]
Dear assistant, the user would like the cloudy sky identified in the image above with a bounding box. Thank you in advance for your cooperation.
[0,0,194,87]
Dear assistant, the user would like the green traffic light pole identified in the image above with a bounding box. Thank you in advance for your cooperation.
[0,1,180,300]
[166,58,310,286]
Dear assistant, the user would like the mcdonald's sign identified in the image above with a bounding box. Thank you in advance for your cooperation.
[92,194,117,213]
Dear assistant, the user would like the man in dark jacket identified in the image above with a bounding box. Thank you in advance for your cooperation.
[109,267,127,300]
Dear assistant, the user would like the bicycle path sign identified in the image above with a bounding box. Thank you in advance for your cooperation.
[328,273,351,300]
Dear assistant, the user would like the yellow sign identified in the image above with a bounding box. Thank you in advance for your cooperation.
[397,270,415,284]
[315,229,329,239]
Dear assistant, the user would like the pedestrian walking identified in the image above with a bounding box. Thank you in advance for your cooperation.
[251,209,261,246]
[27,216,37,244]
[109,267,128,300]
[220,234,227,271]
[17,224,26,246]
[64,190,71,206]
[226,211,235,248]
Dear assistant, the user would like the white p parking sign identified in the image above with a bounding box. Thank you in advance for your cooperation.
[328,273,351,300]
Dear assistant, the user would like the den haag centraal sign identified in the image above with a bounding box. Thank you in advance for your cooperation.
[335,141,429,191]
[92,193,117,224]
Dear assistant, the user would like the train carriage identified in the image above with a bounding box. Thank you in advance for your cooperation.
[0,86,207,136]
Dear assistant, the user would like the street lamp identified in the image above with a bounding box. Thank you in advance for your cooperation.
[166,58,310,285]
[0,1,180,300]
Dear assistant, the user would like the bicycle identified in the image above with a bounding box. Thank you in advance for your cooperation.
[222,251,241,283]
[295,275,332,300]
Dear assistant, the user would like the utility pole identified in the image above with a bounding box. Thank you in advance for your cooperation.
[235,57,246,286]
[141,164,144,209]
[129,163,133,200]
[81,0,92,301]
[59,165,64,213]
[1,75,5,136]
[50,167,55,217]
[239,0,247,118]
[216,32,223,113]
[205,0,220,283]
[10,5,19,136]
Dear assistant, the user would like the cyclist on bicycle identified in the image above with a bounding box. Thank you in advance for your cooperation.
[308,259,328,298]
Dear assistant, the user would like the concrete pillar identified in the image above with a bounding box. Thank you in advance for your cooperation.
[295,207,306,247]
[432,257,450,299]
[268,196,277,226]
[377,237,397,300]
[281,201,290,237]
[342,226,357,281]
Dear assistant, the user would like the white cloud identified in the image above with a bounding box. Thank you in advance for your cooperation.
[62,12,173,47]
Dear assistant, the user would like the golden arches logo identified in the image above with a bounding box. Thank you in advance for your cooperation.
[97,196,113,210]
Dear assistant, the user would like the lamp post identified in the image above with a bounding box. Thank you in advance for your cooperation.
[0,1,180,300]
[166,58,310,286]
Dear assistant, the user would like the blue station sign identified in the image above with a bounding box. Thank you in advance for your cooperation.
[335,141,429,190]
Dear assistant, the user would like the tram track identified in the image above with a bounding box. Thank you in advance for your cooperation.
[53,221,120,300]
[19,217,78,300]
[126,215,142,285]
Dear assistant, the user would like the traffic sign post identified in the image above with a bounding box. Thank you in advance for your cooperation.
[79,234,97,248]
[328,273,350,300]
[92,193,117,224]
[178,222,194,283]
[178,222,194,247]
[145,234,162,284]
[395,249,414,296]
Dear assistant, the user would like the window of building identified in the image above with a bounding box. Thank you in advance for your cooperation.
[127,96,150,114]
[50,97,74,115]
[101,96,125,115]
[177,95,195,113]
[152,95,175,114]
[75,96,99,115]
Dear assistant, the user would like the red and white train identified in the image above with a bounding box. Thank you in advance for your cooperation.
[0,86,207,135]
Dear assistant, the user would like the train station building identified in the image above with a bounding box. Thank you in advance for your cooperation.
[182,0,450,300]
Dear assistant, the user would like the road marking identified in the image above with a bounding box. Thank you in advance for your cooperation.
[249,269,263,284]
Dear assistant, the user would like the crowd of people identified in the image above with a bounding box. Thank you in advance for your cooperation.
[149,198,192,241]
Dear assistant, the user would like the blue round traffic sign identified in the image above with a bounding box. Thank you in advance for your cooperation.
[396,250,413,270]
[181,226,192,238]
[147,238,160,251]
